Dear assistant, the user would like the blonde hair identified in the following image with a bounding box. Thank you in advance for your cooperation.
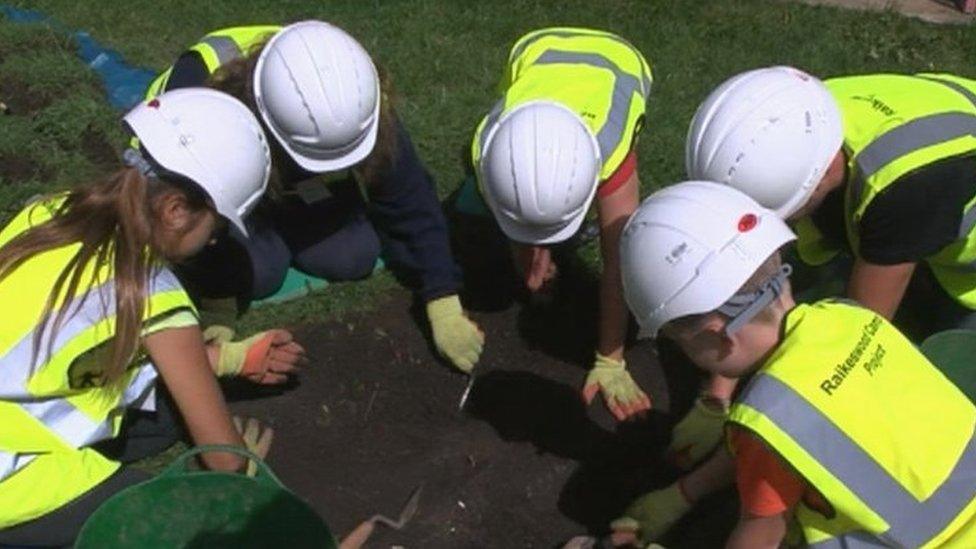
[0,168,208,383]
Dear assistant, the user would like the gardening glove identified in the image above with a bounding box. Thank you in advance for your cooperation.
[205,325,306,385]
[583,352,652,421]
[667,396,729,470]
[232,416,273,477]
[610,483,691,545]
[426,295,484,373]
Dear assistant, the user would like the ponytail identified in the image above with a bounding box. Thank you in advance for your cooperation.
[0,168,167,383]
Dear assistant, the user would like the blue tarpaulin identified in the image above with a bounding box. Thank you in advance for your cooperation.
[0,5,369,303]
[1,4,157,110]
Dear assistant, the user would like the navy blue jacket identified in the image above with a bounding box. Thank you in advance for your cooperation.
[165,52,461,301]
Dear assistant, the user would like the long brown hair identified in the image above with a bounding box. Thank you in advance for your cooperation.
[0,168,206,383]
[208,39,398,193]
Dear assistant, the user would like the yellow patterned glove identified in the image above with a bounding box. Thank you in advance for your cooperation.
[610,483,691,545]
[583,353,652,421]
[232,416,273,477]
[205,326,306,385]
[426,295,484,373]
[667,397,729,469]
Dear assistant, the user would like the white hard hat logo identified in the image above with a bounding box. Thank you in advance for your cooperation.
[665,242,690,266]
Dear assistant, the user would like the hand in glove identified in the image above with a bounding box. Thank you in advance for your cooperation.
[232,416,273,477]
[667,396,729,470]
[426,295,484,373]
[583,352,652,421]
[610,483,691,546]
[205,325,306,385]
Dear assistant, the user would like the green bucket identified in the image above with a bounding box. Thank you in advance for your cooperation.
[76,445,337,548]
[920,329,976,401]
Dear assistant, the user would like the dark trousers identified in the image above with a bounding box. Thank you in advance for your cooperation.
[896,262,976,340]
[175,179,382,302]
[0,390,182,547]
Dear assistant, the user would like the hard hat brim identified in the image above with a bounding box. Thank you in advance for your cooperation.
[494,205,589,245]
[271,106,379,174]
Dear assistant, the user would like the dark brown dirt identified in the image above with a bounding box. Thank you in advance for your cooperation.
[0,151,44,184]
[0,72,117,185]
[79,125,119,172]
[0,76,50,116]
[226,214,737,548]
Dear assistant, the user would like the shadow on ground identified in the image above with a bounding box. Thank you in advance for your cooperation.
[226,210,737,547]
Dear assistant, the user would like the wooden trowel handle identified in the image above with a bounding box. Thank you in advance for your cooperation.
[338,519,376,549]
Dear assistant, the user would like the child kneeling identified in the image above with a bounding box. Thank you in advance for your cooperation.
[611,181,976,548]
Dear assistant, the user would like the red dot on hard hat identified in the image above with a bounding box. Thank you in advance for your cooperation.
[147,99,160,109]
[738,214,758,232]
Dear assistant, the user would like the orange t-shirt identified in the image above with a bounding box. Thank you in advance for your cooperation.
[730,426,831,518]
[596,150,637,198]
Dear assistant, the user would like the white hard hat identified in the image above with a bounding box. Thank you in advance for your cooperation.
[685,66,843,218]
[620,181,796,338]
[478,101,601,244]
[124,88,271,236]
[254,20,380,173]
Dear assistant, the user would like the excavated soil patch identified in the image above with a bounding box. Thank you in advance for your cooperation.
[227,215,737,547]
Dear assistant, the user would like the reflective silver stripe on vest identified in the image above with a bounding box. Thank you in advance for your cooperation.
[959,207,976,241]
[122,361,159,411]
[0,268,181,448]
[1,363,158,483]
[851,76,976,247]
[509,29,652,95]
[920,76,976,243]
[918,76,976,111]
[738,373,976,547]
[0,449,15,482]
[19,399,115,448]
[533,50,645,164]
[199,35,243,65]
[0,278,113,398]
[855,113,976,182]
[0,451,36,484]
[0,268,183,397]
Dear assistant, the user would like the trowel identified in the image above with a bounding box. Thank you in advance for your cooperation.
[339,484,423,549]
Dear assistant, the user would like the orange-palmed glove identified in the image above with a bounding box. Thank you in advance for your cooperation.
[205,326,306,385]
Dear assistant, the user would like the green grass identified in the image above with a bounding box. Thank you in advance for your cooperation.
[235,271,398,333]
[2,0,974,325]
[13,0,976,198]
[0,20,123,221]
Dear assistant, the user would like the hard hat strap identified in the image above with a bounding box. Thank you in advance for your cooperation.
[718,264,793,335]
[122,148,159,179]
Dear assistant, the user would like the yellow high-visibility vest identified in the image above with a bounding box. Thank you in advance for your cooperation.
[471,27,652,183]
[144,25,281,100]
[794,74,976,308]
[729,300,976,547]
[0,197,196,528]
